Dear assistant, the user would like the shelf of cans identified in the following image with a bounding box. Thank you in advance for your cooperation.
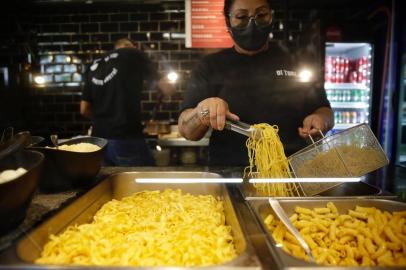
[333,110,368,126]
[326,89,369,103]
[325,56,370,84]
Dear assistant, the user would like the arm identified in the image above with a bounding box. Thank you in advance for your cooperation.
[80,100,92,119]
[298,106,334,138]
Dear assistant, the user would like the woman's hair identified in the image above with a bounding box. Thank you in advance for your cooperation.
[223,0,273,26]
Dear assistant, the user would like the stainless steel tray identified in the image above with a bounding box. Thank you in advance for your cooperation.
[239,181,396,200]
[248,197,406,270]
[16,171,261,269]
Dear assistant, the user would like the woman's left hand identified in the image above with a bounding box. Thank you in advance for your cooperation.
[298,107,334,138]
[298,114,326,138]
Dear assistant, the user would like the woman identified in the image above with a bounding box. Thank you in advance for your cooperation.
[178,0,334,166]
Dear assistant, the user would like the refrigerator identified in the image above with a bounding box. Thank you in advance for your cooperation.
[324,42,373,132]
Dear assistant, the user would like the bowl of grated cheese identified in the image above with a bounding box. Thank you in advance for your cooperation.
[0,150,44,234]
[31,136,107,192]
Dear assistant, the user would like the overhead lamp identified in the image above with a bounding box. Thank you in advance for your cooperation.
[167,71,178,83]
[34,75,45,85]
[298,68,312,82]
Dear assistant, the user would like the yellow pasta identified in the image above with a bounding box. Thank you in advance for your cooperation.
[263,202,406,267]
[36,189,237,266]
[244,123,302,196]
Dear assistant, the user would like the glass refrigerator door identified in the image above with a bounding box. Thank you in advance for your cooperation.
[324,43,373,132]
[396,55,406,166]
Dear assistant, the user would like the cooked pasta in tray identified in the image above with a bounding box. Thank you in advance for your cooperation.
[250,198,406,268]
[36,189,237,266]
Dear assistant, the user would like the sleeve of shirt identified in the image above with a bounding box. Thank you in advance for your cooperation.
[81,65,93,102]
[180,56,220,112]
[304,80,331,115]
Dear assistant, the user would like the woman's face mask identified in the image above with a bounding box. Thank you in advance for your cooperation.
[229,17,273,52]
[229,8,273,51]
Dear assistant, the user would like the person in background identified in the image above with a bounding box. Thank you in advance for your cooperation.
[178,0,334,166]
[81,38,174,166]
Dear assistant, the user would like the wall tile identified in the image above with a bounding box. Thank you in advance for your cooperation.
[129,13,149,21]
[90,14,109,22]
[130,33,148,42]
[91,34,110,42]
[81,23,99,33]
[159,21,179,31]
[139,22,159,31]
[41,24,60,33]
[60,24,80,33]
[110,13,129,22]
[120,22,138,32]
[100,22,118,32]
[71,14,89,23]
[150,12,169,21]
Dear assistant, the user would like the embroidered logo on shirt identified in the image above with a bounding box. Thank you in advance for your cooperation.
[275,69,297,77]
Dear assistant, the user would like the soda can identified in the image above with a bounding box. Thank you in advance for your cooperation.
[336,111,342,124]
[358,111,365,123]
[349,71,357,83]
[335,57,340,72]
[362,56,368,67]
[334,111,339,124]
[345,111,351,124]
[357,72,363,83]
[326,56,333,71]
[351,111,358,123]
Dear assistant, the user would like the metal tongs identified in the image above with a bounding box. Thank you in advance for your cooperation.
[200,109,261,139]
[269,198,315,263]
[224,119,261,139]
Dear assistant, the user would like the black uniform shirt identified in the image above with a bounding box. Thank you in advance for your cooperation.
[82,48,157,139]
[181,43,330,166]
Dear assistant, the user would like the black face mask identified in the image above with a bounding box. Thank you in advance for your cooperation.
[230,20,272,51]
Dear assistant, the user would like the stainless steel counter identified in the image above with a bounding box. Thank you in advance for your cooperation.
[0,166,402,270]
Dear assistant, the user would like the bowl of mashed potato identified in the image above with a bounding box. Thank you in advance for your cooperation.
[31,136,107,192]
[0,150,44,234]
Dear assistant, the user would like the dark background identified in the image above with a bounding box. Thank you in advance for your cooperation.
[0,0,398,141]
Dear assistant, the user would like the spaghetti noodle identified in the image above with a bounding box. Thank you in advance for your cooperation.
[244,123,301,196]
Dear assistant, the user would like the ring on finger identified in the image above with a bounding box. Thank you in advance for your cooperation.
[200,108,209,117]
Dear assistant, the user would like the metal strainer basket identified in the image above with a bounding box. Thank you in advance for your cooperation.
[288,123,389,195]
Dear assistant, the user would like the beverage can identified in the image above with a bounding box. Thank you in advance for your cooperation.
[336,111,342,124]
[334,111,339,124]
[351,111,358,123]
[354,89,360,102]
[345,111,351,124]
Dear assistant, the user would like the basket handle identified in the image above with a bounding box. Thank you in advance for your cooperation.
[307,129,325,145]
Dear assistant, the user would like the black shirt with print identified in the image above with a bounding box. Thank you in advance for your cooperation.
[181,43,331,166]
[82,48,157,139]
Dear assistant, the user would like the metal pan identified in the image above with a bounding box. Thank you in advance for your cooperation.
[238,181,396,200]
[16,171,261,269]
[248,197,406,270]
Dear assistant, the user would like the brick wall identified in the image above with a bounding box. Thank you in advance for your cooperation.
[0,1,344,138]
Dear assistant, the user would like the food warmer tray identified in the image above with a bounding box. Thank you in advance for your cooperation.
[238,181,397,200]
[248,197,406,270]
[11,171,261,270]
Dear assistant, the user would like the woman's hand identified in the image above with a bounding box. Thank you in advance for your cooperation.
[298,107,334,138]
[178,97,239,141]
[196,97,239,130]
